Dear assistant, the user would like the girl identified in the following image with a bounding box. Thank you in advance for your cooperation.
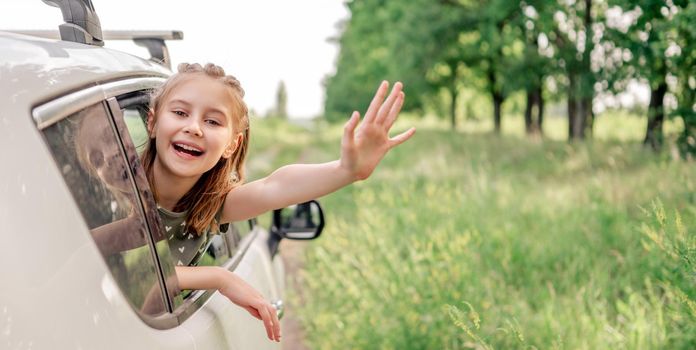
[143,63,415,342]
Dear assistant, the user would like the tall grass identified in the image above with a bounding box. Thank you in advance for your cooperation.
[247,113,695,349]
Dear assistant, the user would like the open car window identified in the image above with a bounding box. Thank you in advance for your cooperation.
[113,89,256,302]
[35,77,267,326]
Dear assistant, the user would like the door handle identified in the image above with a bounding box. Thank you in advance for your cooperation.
[271,299,284,320]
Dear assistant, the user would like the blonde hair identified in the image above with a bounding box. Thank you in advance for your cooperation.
[141,62,250,235]
[74,110,134,220]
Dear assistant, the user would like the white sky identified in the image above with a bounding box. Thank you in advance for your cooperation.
[2,0,349,119]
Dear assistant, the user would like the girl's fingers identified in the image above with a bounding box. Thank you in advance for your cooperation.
[258,304,275,341]
[389,127,416,148]
[363,81,389,123]
[269,304,281,342]
[343,111,360,146]
[383,91,405,129]
[375,82,403,125]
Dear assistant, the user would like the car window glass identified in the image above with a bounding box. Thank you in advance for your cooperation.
[234,221,253,237]
[41,102,168,318]
[123,108,149,154]
[197,234,230,267]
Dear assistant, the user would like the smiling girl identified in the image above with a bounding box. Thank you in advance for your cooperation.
[142,63,415,342]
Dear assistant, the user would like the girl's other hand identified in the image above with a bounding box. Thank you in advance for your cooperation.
[340,81,416,181]
[217,270,281,342]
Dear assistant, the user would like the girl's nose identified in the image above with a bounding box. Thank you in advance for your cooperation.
[183,116,203,136]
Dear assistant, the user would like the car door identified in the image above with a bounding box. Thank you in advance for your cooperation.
[36,75,284,349]
[109,77,284,349]
[34,81,194,349]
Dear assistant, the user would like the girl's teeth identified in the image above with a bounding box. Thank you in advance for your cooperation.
[177,143,201,152]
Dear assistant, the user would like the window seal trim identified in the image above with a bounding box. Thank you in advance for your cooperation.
[105,97,175,315]
[32,77,166,130]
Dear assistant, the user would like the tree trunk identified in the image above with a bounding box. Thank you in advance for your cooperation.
[525,88,533,133]
[677,85,696,158]
[568,72,591,140]
[582,96,593,138]
[643,81,668,151]
[568,96,576,139]
[568,74,581,140]
[524,86,543,136]
[569,97,587,140]
[446,60,459,130]
[493,92,503,134]
[449,85,458,130]
[537,84,545,135]
[581,0,594,139]
[487,63,504,134]
[576,95,587,140]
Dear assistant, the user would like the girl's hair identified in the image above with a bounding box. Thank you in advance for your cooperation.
[141,62,250,235]
[73,110,133,221]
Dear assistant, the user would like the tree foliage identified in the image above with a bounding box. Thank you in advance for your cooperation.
[324,0,394,122]
[324,0,696,155]
[273,80,288,119]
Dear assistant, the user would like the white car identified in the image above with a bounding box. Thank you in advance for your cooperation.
[0,1,323,348]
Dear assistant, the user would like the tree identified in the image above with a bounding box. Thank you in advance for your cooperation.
[670,1,696,157]
[607,0,696,155]
[512,1,556,137]
[549,0,602,140]
[325,0,466,125]
[274,80,288,119]
[438,0,520,133]
[605,0,672,151]
[325,0,522,132]
[386,0,469,129]
[324,0,394,122]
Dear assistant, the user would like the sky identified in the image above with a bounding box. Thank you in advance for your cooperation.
[2,0,349,119]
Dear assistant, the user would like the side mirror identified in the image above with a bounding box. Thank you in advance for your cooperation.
[272,200,324,240]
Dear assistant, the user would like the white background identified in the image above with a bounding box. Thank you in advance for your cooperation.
[1,0,349,119]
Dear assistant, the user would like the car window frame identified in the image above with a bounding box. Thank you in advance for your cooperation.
[33,82,177,329]
[104,96,185,313]
[106,85,262,322]
[110,86,259,260]
[33,75,263,327]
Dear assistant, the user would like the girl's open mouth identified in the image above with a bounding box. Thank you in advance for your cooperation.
[173,142,204,157]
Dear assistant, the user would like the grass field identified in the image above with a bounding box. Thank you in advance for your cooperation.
[248,112,695,349]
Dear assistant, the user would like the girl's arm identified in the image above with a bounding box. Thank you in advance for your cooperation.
[221,81,415,223]
[91,215,148,256]
[175,266,281,342]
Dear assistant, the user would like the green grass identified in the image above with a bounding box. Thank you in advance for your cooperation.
[246,112,695,349]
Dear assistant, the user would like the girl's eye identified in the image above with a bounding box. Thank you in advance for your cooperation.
[88,149,105,168]
[205,119,221,126]
[173,110,187,117]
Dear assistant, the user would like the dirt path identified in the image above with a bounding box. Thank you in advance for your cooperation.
[280,239,310,350]
[280,147,315,350]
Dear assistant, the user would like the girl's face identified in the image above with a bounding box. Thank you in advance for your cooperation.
[80,114,132,194]
[149,74,241,180]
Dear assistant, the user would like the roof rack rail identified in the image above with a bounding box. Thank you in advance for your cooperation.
[42,0,103,46]
[9,29,184,69]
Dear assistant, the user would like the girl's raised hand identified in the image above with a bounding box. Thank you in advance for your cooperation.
[340,81,416,180]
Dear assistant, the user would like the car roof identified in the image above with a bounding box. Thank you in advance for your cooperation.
[1,31,171,109]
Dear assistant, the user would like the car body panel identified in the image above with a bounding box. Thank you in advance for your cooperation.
[204,229,284,350]
[0,122,197,348]
[0,32,170,109]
